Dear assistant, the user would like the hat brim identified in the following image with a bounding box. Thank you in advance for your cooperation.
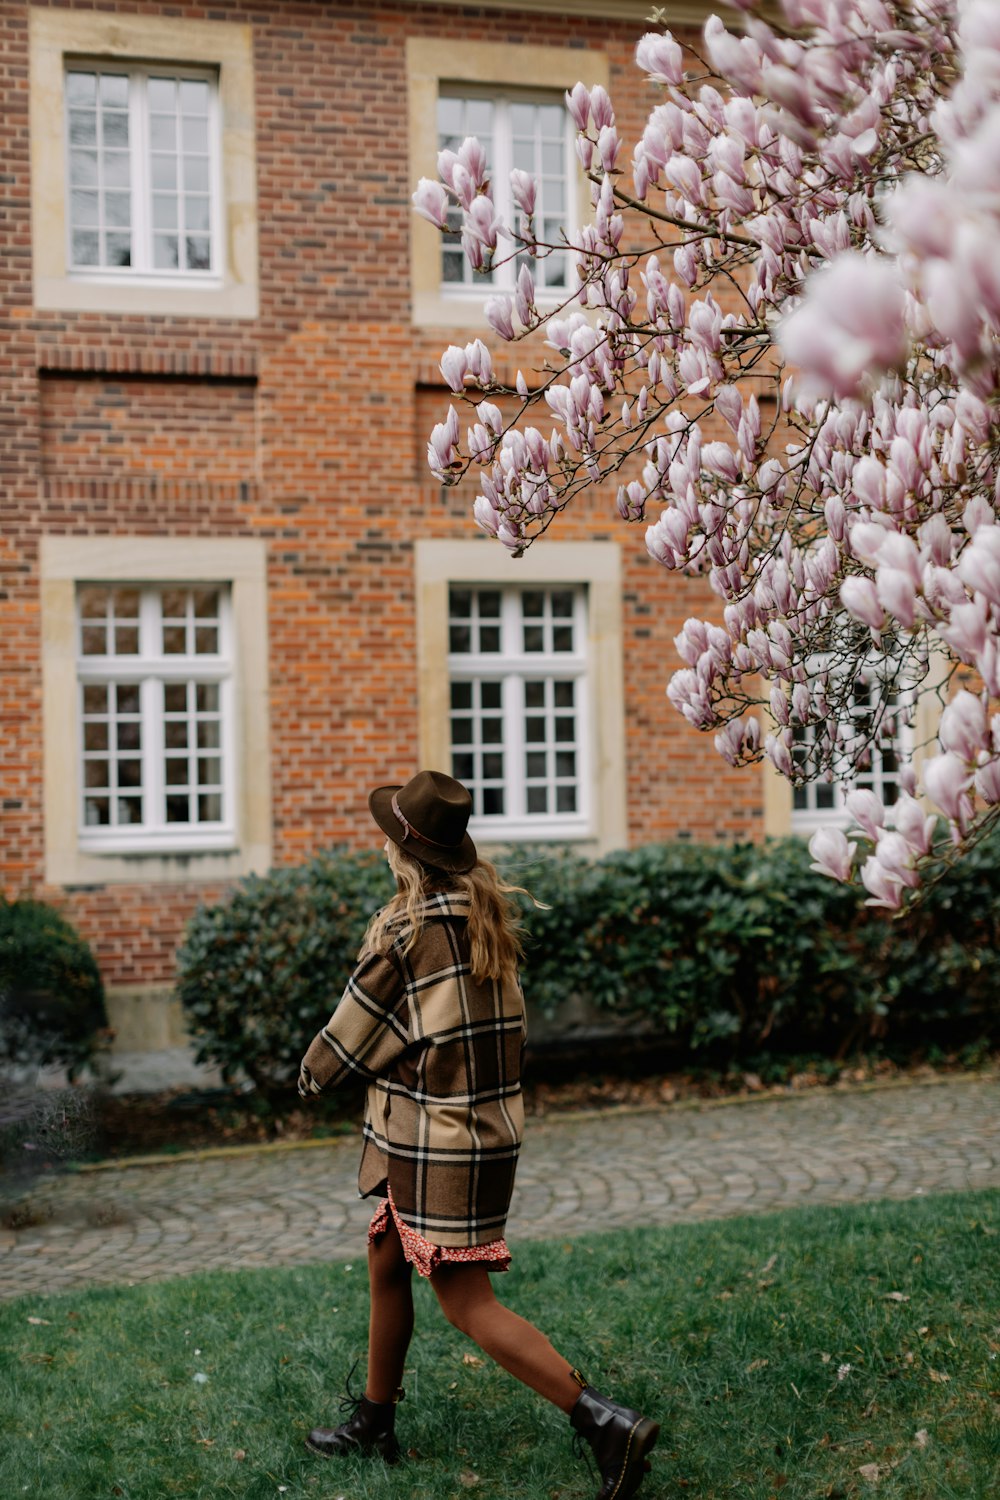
[368,785,478,873]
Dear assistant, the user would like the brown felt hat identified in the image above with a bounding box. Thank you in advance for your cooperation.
[369,769,477,873]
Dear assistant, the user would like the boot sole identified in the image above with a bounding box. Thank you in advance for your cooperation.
[611,1417,660,1500]
[303,1437,401,1464]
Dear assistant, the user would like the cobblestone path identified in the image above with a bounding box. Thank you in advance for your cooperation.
[1,1076,997,1301]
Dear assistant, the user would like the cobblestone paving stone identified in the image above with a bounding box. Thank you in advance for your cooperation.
[1,1077,997,1301]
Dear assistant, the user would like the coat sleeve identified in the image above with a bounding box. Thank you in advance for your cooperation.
[297,949,408,1098]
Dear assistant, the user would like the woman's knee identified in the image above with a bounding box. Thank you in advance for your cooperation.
[431,1267,494,1336]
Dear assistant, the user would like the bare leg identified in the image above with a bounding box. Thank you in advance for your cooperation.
[366,1214,414,1403]
[430,1262,582,1412]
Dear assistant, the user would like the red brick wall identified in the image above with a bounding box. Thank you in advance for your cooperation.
[0,0,763,994]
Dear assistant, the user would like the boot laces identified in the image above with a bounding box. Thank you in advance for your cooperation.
[337,1358,365,1419]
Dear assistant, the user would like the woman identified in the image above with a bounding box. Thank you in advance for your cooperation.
[298,769,659,1499]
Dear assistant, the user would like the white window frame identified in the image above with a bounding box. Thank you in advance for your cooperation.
[64,60,223,285]
[437,86,577,303]
[76,584,236,855]
[448,583,591,841]
[791,663,913,835]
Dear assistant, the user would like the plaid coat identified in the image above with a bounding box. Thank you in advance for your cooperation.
[298,892,526,1248]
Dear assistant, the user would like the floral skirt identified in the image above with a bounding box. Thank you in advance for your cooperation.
[368,1188,511,1279]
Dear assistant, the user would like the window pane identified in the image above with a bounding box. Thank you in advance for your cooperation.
[83,721,109,752]
[69,152,99,188]
[117,721,141,752]
[482,786,504,816]
[163,625,187,654]
[478,591,501,618]
[480,682,501,710]
[556,751,576,777]
[181,115,208,153]
[451,682,472,711]
[165,684,187,713]
[100,73,129,109]
[555,785,577,813]
[105,235,131,268]
[553,626,574,652]
[453,752,475,781]
[196,720,221,749]
[523,625,544,652]
[451,718,473,745]
[527,786,548,813]
[465,98,494,137]
[69,111,97,147]
[165,758,188,786]
[153,195,178,229]
[481,717,503,745]
[84,760,107,789]
[152,154,177,190]
[148,77,177,111]
[103,150,130,188]
[183,155,210,192]
[115,684,140,714]
[161,588,187,618]
[196,681,219,711]
[551,591,574,617]
[525,717,545,743]
[180,79,211,114]
[117,758,142,788]
[521,591,545,619]
[482,752,503,779]
[102,111,129,148]
[553,681,575,708]
[85,797,110,826]
[194,625,218,654]
[197,757,221,785]
[67,72,98,106]
[185,195,211,232]
[154,235,179,269]
[185,236,211,271]
[150,114,176,151]
[450,624,472,653]
[198,793,222,822]
[450,589,472,617]
[165,720,188,749]
[554,717,575,742]
[117,796,143,825]
[72,231,100,265]
[83,685,107,715]
[166,795,190,823]
[80,623,106,654]
[526,751,546,778]
[478,626,501,653]
[524,681,545,709]
[104,191,131,227]
[71,190,99,226]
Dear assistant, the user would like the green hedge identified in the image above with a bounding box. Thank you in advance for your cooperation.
[176,835,1000,1092]
[0,898,108,1080]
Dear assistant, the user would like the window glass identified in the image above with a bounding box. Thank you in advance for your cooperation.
[66,66,217,277]
[447,585,586,827]
[76,584,230,840]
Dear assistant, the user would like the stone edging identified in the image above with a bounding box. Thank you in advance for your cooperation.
[72,1069,998,1176]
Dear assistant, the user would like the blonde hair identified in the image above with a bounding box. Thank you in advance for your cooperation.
[360,843,532,985]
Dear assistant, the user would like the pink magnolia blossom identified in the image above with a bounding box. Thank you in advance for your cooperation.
[846,789,885,842]
[922,753,975,830]
[840,577,885,631]
[938,690,988,762]
[808,827,857,882]
[779,254,908,399]
[635,31,684,87]
[412,178,450,229]
[860,855,904,911]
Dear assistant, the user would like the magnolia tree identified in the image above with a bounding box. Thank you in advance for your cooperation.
[413,0,1000,910]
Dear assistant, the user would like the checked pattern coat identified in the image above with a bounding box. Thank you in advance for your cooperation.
[298,893,526,1248]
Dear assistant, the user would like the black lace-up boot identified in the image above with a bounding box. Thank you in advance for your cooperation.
[569,1371,659,1500]
[305,1382,404,1462]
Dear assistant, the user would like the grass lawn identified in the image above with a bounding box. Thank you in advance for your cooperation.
[2,1189,998,1500]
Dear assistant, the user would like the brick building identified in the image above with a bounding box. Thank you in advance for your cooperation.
[2,0,851,1068]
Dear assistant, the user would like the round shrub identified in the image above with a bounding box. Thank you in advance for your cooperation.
[176,848,394,1091]
[0,898,108,1079]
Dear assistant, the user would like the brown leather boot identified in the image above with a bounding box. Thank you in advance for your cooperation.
[305,1385,404,1462]
[570,1378,659,1500]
